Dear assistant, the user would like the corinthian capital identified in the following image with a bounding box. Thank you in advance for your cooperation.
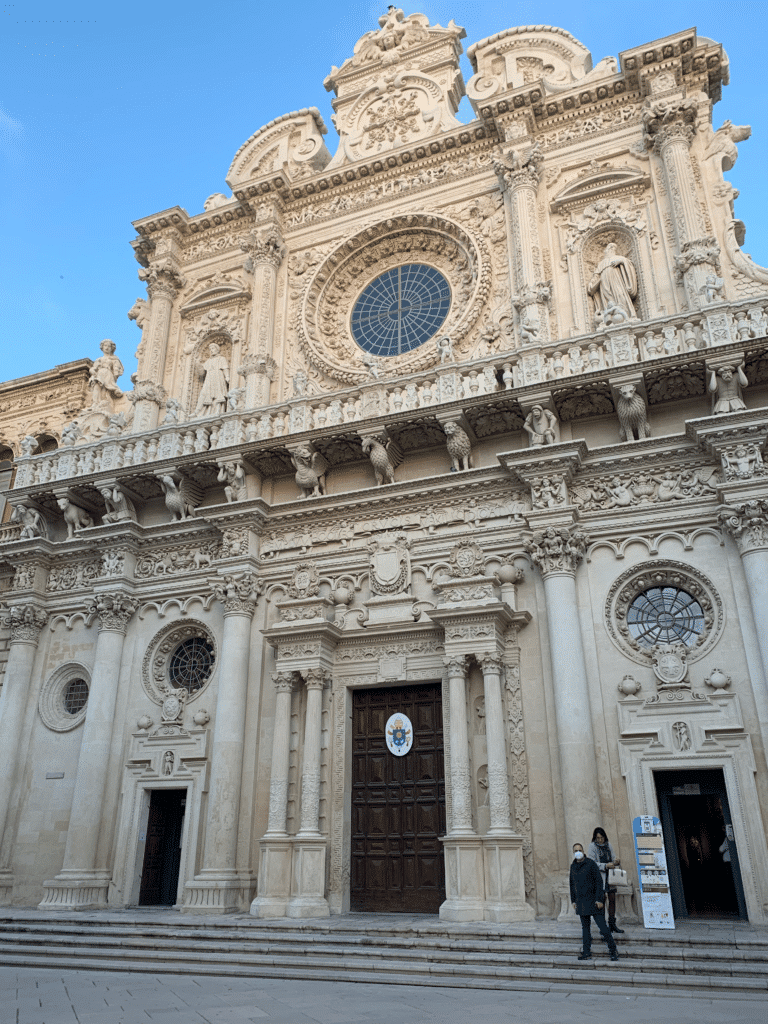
[138,259,186,299]
[304,668,330,690]
[3,603,48,644]
[86,593,138,633]
[719,500,768,554]
[240,227,285,269]
[443,655,467,677]
[642,98,697,152]
[273,671,296,693]
[492,143,543,190]
[211,572,263,615]
[525,524,589,576]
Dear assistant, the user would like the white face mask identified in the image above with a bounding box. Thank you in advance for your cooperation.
[573,850,585,860]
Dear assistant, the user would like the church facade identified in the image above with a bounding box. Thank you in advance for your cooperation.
[1,11,768,925]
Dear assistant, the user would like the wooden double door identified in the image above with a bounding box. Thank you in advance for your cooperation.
[351,682,446,913]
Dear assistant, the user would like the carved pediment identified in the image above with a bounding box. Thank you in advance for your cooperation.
[180,276,251,315]
[226,109,331,190]
[551,163,650,210]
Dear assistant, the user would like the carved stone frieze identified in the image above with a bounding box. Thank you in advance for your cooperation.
[571,465,717,512]
[135,541,221,579]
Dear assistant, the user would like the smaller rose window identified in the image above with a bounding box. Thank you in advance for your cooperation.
[63,678,89,716]
[169,638,215,694]
[627,587,705,648]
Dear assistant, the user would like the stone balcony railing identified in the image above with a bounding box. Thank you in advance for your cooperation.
[10,296,768,492]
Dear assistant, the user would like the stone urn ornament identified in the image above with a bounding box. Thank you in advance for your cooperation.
[704,668,731,691]
[618,674,641,697]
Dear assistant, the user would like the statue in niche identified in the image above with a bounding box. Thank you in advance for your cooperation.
[195,342,230,416]
[709,363,748,414]
[162,751,175,775]
[88,339,124,411]
[588,242,638,320]
[523,405,560,446]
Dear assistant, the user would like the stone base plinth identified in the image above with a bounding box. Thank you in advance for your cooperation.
[0,870,14,905]
[182,872,253,914]
[483,835,535,923]
[287,838,329,919]
[439,836,486,922]
[39,873,110,910]
[251,838,292,919]
[553,876,639,924]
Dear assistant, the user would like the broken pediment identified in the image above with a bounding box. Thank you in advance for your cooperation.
[551,162,650,211]
[226,108,331,190]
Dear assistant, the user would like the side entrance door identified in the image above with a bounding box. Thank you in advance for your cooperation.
[351,682,446,913]
[139,789,186,906]
[655,768,748,920]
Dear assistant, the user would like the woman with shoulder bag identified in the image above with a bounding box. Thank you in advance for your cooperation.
[588,827,624,933]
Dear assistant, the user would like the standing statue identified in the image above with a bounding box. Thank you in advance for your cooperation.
[523,405,560,447]
[195,342,230,416]
[443,421,473,471]
[709,363,748,414]
[588,243,638,320]
[290,445,329,498]
[436,335,453,363]
[88,339,124,410]
[362,435,402,486]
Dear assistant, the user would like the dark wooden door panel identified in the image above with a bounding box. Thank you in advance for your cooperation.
[351,682,445,913]
[139,789,186,906]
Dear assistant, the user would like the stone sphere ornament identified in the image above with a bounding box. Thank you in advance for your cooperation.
[192,708,211,726]
[137,714,154,731]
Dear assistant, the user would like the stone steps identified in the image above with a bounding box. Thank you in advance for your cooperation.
[1,913,767,998]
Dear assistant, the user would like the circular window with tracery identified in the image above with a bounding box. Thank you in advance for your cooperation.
[169,637,215,694]
[39,665,91,731]
[142,620,218,705]
[627,587,705,648]
[351,264,451,357]
[605,560,723,665]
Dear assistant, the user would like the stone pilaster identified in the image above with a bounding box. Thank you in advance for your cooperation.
[443,656,474,837]
[525,524,602,849]
[238,226,285,408]
[183,572,262,913]
[40,593,138,910]
[134,260,185,430]
[0,604,48,903]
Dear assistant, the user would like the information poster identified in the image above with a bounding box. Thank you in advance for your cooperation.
[633,815,675,929]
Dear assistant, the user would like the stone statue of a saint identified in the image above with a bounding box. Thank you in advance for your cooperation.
[588,243,638,320]
[88,339,124,410]
[195,343,230,416]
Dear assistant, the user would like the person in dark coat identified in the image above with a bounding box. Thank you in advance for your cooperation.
[569,843,619,961]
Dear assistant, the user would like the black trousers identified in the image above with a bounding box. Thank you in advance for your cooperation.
[580,908,617,954]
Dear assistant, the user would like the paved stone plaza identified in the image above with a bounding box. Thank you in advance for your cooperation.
[0,968,766,1024]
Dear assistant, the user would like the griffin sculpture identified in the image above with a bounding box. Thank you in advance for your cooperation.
[361,435,402,486]
[290,444,329,497]
[157,471,202,521]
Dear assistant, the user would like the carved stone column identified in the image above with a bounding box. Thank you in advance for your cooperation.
[494,149,549,344]
[525,525,602,848]
[134,260,185,430]
[477,654,512,836]
[40,593,138,910]
[719,501,768,741]
[287,668,330,918]
[444,656,474,837]
[250,672,294,919]
[643,99,719,308]
[0,604,48,902]
[183,573,262,914]
[238,227,285,409]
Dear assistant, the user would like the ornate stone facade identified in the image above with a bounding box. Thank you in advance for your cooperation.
[1,12,768,926]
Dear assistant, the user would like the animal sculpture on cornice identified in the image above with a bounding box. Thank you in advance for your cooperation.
[290,444,329,498]
[361,435,402,486]
[157,471,202,521]
[443,421,473,472]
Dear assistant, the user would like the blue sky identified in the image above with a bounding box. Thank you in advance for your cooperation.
[2,0,767,386]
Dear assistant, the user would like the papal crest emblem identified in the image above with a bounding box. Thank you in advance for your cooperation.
[385,712,413,757]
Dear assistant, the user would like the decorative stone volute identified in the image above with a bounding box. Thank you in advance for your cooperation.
[525,524,589,577]
[138,259,185,301]
[3,603,48,644]
[239,226,285,270]
[719,500,768,554]
[210,572,263,615]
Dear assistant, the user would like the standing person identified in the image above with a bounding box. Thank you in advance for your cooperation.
[570,843,619,962]
[588,827,625,934]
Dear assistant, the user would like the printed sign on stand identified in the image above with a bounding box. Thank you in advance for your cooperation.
[633,815,675,929]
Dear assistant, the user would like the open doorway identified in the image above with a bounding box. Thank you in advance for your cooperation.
[138,789,186,906]
[654,768,747,920]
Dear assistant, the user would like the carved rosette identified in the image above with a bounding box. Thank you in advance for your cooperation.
[4,604,48,644]
[87,593,139,633]
[719,500,768,554]
[210,573,264,615]
[300,213,491,384]
[525,525,589,577]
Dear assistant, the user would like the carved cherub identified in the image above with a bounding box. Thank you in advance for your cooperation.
[362,435,402,486]
[20,435,38,457]
[519,314,539,344]
[290,444,328,498]
[57,497,93,540]
[443,421,472,472]
[362,353,380,379]
[163,398,183,424]
[157,472,202,520]
[225,386,245,412]
[436,335,453,363]
[700,273,724,305]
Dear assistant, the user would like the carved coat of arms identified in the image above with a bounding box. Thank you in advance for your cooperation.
[368,532,411,596]
[651,643,689,687]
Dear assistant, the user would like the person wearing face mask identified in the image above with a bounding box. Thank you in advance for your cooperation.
[588,827,624,934]
[569,843,619,961]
